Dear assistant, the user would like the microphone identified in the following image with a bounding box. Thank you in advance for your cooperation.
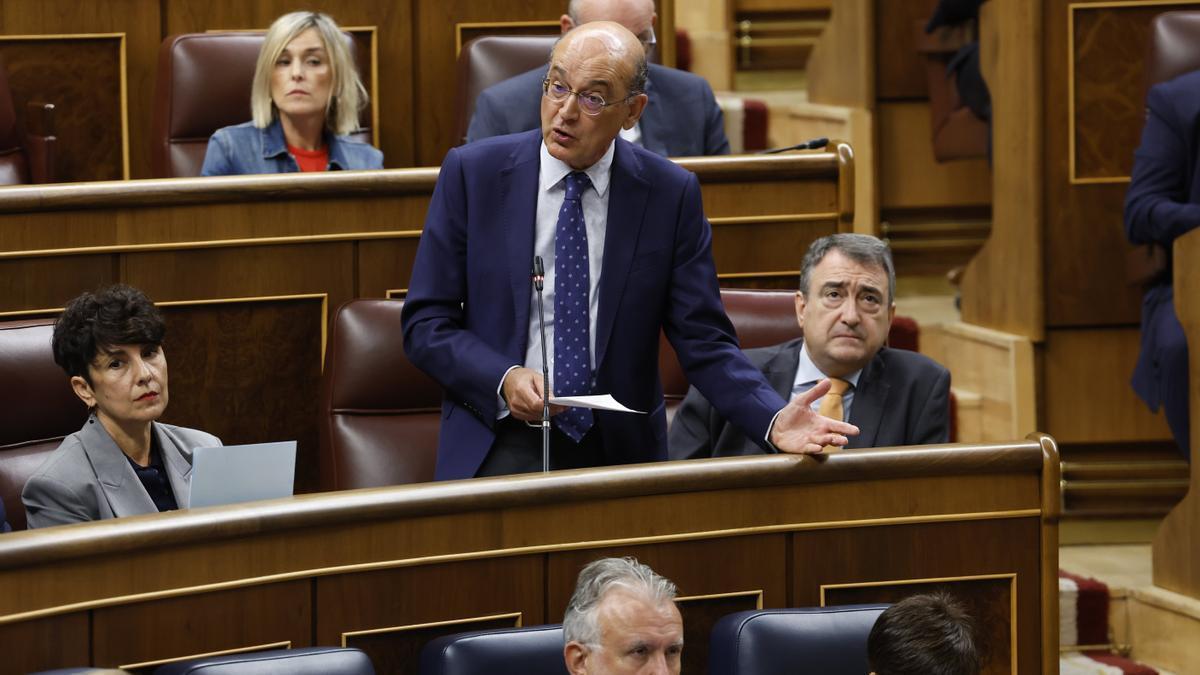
[758,137,829,154]
[532,256,551,472]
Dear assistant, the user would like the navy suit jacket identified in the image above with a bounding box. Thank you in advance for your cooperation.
[668,339,951,459]
[466,64,731,157]
[402,130,785,480]
[1124,70,1200,412]
[0,498,10,533]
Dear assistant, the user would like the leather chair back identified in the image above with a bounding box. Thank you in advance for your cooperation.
[318,299,441,490]
[660,289,802,423]
[153,647,374,674]
[0,55,56,185]
[708,604,889,675]
[419,625,568,675]
[454,35,559,146]
[152,32,371,178]
[0,319,88,531]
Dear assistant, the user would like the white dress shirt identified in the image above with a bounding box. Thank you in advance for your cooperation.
[497,140,616,416]
[790,341,863,422]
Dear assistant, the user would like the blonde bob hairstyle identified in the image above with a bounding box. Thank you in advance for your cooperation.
[250,11,367,137]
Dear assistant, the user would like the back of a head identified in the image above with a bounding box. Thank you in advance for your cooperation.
[867,591,982,675]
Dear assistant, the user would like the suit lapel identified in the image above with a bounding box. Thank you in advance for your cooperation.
[502,132,542,351]
[764,339,804,400]
[636,77,668,156]
[81,418,157,517]
[155,424,194,508]
[847,352,889,449]
[595,139,650,369]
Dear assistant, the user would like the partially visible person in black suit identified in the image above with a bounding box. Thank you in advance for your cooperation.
[466,0,730,157]
[868,591,982,675]
[0,499,10,533]
[1124,69,1199,461]
[669,234,951,459]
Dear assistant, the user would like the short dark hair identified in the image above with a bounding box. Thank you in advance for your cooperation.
[799,233,895,303]
[52,284,165,384]
[867,591,982,675]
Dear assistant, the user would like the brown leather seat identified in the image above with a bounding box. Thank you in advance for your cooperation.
[151,32,371,178]
[0,319,88,531]
[0,54,56,185]
[318,299,441,491]
[454,35,558,147]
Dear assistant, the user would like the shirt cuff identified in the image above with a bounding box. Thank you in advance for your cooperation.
[496,364,522,420]
[763,407,783,453]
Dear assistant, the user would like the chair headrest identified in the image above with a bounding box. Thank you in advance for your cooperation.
[419,624,568,675]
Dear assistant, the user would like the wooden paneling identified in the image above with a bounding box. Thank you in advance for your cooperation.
[0,0,160,180]
[874,0,938,100]
[960,0,1042,339]
[162,0,415,169]
[93,581,312,669]
[1153,228,1200,599]
[1042,0,1166,328]
[320,557,542,671]
[0,439,1059,673]
[0,613,89,675]
[0,36,126,182]
[0,255,115,313]
[1043,327,1172,444]
[878,102,992,210]
[155,298,326,493]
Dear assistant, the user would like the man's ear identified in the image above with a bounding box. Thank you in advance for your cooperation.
[70,375,96,409]
[623,93,649,130]
[564,642,589,675]
[887,301,896,325]
[560,14,575,34]
[794,291,807,330]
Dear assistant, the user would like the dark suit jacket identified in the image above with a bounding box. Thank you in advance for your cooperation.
[1124,69,1200,415]
[0,498,9,533]
[466,64,731,157]
[402,129,785,480]
[668,339,951,459]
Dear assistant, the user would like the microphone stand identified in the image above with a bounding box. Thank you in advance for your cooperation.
[532,256,551,473]
[758,137,829,154]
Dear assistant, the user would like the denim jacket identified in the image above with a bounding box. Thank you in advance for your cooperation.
[200,119,383,176]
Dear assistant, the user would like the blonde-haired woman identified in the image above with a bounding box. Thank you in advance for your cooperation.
[201,11,383,175]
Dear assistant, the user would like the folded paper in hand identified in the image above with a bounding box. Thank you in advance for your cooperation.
[548,394,645,414]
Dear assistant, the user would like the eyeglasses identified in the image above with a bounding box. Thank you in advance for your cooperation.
[542,78,637,116]
[637,27,657,54]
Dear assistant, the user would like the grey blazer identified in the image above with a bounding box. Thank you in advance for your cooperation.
[21,417,221,529]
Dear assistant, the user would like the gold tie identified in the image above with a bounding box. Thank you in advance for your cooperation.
[816,378,850,453]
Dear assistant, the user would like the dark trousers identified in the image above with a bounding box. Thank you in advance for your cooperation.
[476,416,606,476]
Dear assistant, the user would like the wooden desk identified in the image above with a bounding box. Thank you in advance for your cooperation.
[0,436,1059,674]
[0,149,851,493]
[1153,228,1200,599]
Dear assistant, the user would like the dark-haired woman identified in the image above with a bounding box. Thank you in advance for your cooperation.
[22,285,220,529]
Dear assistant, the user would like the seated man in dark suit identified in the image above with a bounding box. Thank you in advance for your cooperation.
[1124,68,1199,461]
[669,234,951,459]
[466,0,730,157]
[0,499,9,533]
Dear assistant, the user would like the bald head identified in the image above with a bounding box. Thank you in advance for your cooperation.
[562,0,656,42]
[540,21,649,169]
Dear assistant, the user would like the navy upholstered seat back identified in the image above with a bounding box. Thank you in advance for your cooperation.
[419,624,568,675]
[153,647,374,675]
[709,604,889,675]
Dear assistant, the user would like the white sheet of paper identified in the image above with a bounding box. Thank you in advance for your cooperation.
[549,394,645,414]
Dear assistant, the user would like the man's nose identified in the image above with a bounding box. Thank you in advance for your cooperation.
[841,301,861,325]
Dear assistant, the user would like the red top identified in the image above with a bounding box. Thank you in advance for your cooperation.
[288,144,329,172]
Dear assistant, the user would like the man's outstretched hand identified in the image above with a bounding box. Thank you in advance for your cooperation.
[769,378,860,454]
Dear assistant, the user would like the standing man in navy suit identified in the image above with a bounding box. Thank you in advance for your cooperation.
[466,0,730,158]
[1125,69,1200,461]
[403,22,857,480]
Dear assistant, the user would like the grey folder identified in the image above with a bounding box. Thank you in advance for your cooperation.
[188,441,297,509]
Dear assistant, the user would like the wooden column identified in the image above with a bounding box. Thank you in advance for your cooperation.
[1153,228,1200,599]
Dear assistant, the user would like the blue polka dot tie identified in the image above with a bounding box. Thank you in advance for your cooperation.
[554,171,594,442]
